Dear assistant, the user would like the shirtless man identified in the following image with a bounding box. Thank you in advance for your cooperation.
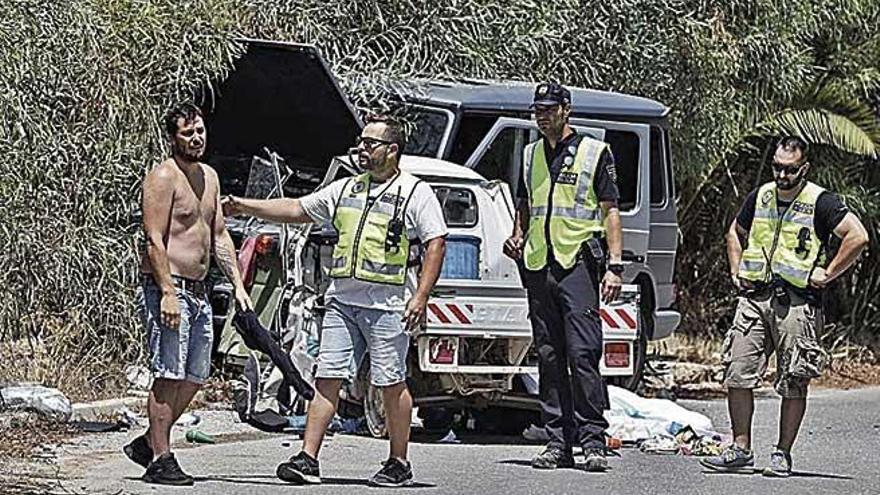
[124,103,252,485]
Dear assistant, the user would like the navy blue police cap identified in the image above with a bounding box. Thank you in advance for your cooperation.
[531,82,571,107]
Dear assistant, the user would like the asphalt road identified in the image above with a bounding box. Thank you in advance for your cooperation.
[64,387,880,495]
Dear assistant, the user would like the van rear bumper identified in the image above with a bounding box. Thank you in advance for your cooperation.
[651,310,681,340]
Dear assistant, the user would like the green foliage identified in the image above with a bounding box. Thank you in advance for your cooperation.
[1,0,879,393]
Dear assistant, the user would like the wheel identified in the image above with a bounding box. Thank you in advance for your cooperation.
[354,354,388,438]
[606,313,649,391]
[364,381,387,438]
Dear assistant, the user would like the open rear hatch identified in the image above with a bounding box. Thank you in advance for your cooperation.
[199,39,363,197]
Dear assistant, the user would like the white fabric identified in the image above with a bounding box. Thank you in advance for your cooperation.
[299,173,448,311]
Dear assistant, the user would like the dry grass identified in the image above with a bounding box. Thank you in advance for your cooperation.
[0,339,131,403]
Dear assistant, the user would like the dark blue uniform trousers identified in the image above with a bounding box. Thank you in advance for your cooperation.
[523,257,609,450]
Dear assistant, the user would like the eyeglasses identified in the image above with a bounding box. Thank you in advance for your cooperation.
[772,161,806,175]
[356,136,394,151]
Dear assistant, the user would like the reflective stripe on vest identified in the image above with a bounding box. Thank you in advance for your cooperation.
[329,171,421,285]
[523,136,607,270]
[738,181,825,288]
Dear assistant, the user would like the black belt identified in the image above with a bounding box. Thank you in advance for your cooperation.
[144,275,208,297]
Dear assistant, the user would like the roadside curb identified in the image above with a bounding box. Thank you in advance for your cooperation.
[71,396,147,422]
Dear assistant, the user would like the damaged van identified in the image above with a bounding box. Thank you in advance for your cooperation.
[203,40,680,435]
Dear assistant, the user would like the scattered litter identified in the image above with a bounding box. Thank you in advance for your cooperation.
[335,417,367,435]
[125,365,153,391]
[117,406,141,428]
[0,385,72,422]
[438,429,461,444]
[175,412,201,427]
[185,429,215,444]
[605,436,622,450]
[640,435,678,454]
[71,420,126,433]
[287,415,307,433]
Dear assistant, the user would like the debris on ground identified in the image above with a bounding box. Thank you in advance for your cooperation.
[124,365,152,392]
[174,412,201,427]
[0,385,72,422]
[437,430,461,444]
[522,385,725,452]
[185,429,215,444]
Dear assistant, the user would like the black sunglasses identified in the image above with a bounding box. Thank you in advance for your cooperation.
[356,136,394,150]
[772,161,807,175]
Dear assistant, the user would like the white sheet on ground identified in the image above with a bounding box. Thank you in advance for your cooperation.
[604,385,715,442]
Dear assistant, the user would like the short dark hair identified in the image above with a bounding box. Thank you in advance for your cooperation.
[163,102,203,138]
[776,135,809,163]
[365,113,407,159]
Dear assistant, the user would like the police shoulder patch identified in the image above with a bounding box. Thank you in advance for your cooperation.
[352,181,366,194]
[761,190,774,207]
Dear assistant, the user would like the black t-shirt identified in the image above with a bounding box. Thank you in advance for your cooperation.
[735,187,849,246]
[516,132,620,204]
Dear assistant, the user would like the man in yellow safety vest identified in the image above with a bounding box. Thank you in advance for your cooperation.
[701,136,869,477]
[504,83,624,472]
[223,114,447,487]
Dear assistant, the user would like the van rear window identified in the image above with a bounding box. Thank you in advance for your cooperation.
[432,186,478,228]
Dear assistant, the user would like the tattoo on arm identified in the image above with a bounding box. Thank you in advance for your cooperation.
[214,239,240,283]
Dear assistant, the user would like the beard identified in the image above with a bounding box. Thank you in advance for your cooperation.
[173,142,204,162]
[776,173,804,191]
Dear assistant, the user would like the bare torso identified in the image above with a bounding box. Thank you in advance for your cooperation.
[141,159,219,280]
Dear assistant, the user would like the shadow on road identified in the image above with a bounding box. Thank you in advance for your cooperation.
[410,431,542,446]
[701,470,852,480]
[185,474,436,488]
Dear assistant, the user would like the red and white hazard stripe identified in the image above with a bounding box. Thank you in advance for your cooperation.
[599,307,638,331]
[427,303,474,325]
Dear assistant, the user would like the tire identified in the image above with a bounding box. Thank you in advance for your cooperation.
[364,381,387,438]
[607,313,649,391]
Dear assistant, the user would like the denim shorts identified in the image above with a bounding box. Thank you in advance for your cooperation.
[314,300,409,387]
[135,278,213,385]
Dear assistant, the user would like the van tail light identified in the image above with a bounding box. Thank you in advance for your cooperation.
[428,337,457,365]
[237,236,258,289]
[604,342,630,368]
[255,234,276,256]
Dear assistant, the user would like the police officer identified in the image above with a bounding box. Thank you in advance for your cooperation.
[504,83,624,472]
[701,136,869,477]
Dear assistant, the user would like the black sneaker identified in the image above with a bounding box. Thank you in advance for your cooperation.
[142,453,194,486]
[123,434,153,468]
[583,448,609,472]
[531,446,575,469]
[369,458,414,488]
[276,451,321,484]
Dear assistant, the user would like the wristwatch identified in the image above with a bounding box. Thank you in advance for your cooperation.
[607,263,625,275]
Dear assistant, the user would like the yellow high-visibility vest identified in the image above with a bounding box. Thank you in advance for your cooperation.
[523,137,608,270]
[739,181,826,288]
[330,171,421,285]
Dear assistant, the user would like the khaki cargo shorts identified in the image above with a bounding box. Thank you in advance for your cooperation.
[722,289,828,398]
